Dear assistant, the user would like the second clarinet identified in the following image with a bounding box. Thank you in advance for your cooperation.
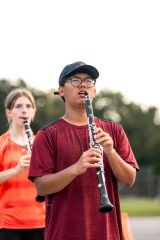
[84,92,114,213]
[23,119,45,202]
[23,118,32,153]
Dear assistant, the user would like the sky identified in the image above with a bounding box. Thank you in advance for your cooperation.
[0,0,160,110]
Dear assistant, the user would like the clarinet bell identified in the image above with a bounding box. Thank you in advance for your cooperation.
[36,195,45,202]
[99,202,114,213]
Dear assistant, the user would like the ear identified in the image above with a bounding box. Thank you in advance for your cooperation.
[5,109,12,123]
[58,86,65,97]
[6,109,11,118]
[93,87,96,98]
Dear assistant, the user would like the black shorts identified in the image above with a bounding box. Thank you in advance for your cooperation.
[0,228,44,240]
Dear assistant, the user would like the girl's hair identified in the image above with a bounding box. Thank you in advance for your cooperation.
[5,88,36,110]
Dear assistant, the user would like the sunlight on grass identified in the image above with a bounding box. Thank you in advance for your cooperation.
[121,198,160,216]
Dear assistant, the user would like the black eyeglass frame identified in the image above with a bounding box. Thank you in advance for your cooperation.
[66,77,96,88]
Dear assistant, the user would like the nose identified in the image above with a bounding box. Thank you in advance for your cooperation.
[21,105,28,112]
[79,80,87,87]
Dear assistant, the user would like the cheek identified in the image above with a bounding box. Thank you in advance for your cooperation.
[63,88,73,99]
[7,111,17,120]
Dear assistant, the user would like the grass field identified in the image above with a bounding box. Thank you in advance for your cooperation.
[121,198,160,216]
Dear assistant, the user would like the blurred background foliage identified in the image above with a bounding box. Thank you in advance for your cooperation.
[1,78,160,175]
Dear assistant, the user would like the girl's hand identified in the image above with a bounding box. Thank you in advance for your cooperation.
[14,154,31,174]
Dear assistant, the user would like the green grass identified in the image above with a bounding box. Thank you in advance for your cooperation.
[121,198,160,216]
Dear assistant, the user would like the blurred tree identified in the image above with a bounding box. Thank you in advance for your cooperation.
[0,79,65,134]
[0,79,15,133]
[93,89,160,174]
[31,90,65,132]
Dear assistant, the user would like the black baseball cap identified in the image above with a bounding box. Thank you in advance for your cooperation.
[58,61,99,86]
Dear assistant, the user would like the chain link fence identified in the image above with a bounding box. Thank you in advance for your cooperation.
[119,169,160,198]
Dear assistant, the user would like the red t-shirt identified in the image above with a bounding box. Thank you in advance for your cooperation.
[0,133,45,229]
[29,118,139,240]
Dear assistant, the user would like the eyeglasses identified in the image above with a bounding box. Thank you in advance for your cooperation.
[67,77,96,88]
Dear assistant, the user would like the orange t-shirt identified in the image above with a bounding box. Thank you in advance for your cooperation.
[0,132,45,229]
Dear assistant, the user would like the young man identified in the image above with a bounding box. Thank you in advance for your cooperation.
[29,61,139,240]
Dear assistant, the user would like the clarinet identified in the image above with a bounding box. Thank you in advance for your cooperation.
[23,119,45,202]
[23,118,32,154]
[84,92,114,213]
